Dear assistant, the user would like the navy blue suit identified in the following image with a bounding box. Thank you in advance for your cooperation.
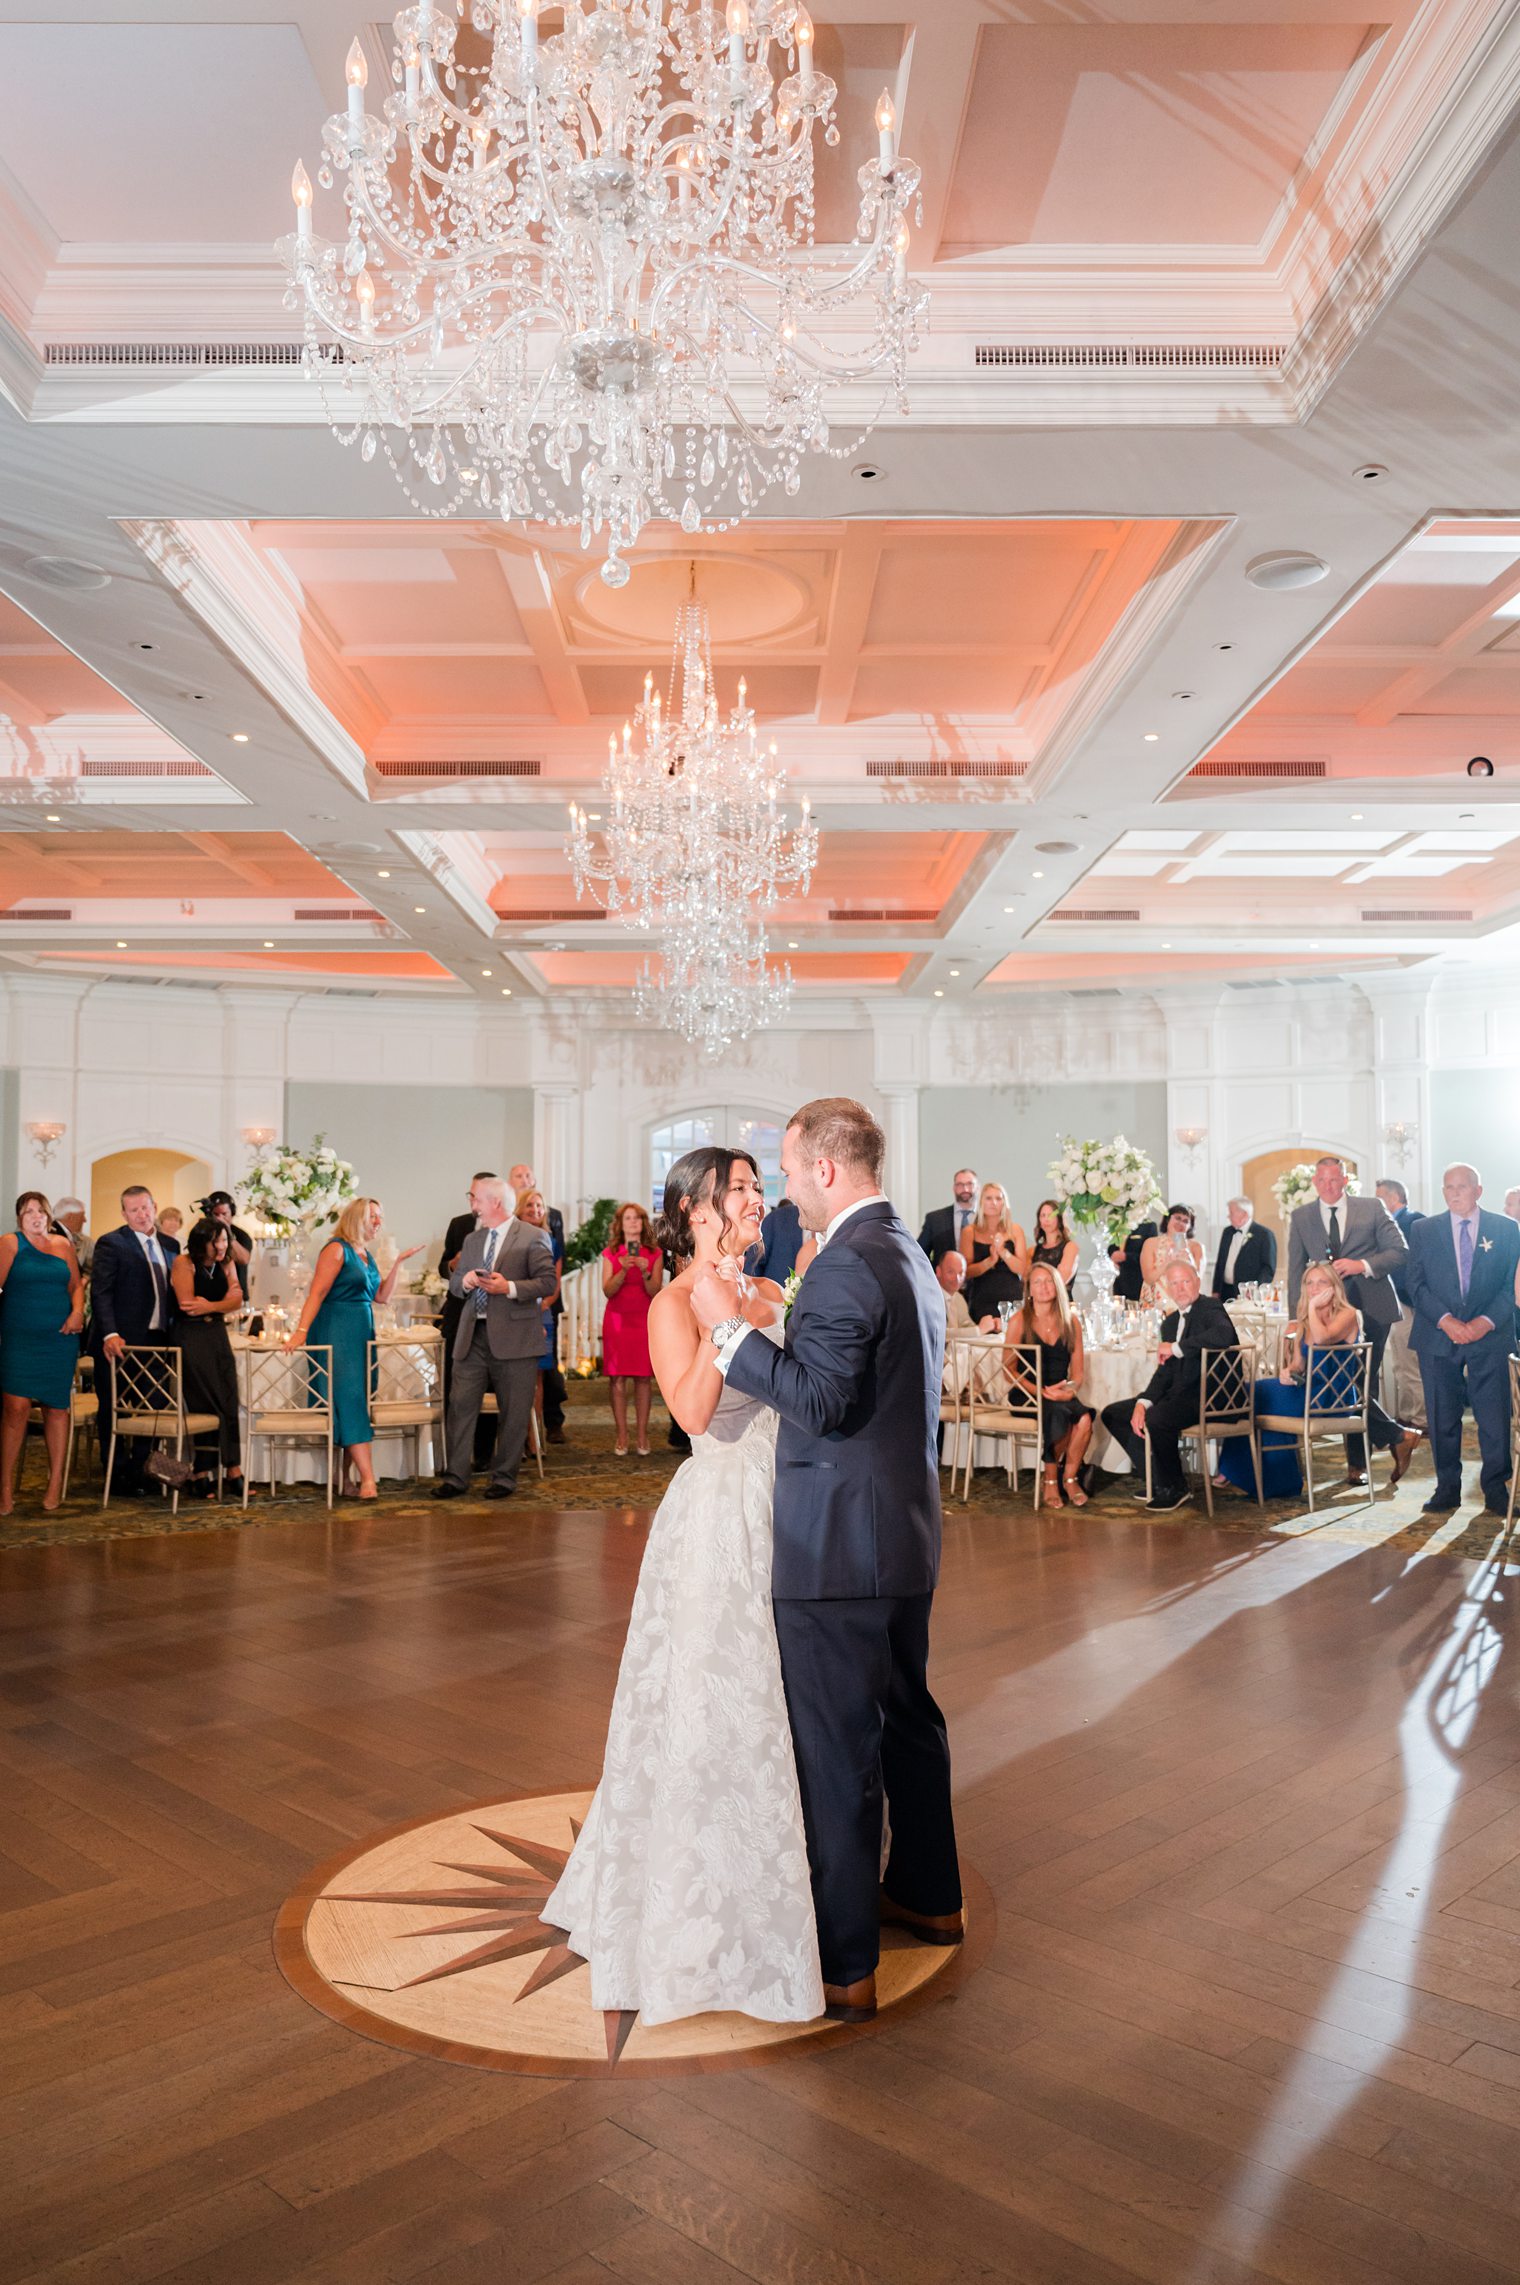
[750,1198,807,1283]
[1405,1208,1519,1503]
[89,1222,180,1489]
[724,1200,961,1984]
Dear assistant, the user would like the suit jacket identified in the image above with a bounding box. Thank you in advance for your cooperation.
[1405,1208,1520,1360]
[447,1218,557,1361]
[752,1199,806,1282]
[1140,1294,1240,1411]
[1387,1205,1424,1307]
[1287,1196,1406,1330]
[916,1203,976,1268]
[89,1224,180,1349]
[1211,1219,1277,1301]
[1113,1221,1157,1303]
[725,1201,943,1602]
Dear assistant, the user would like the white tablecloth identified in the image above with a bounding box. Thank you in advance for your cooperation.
[231,1330,440,1485]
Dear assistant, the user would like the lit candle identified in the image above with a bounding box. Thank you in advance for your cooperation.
[345,38,368,134]
[291,159,313,242]
[875,86,896,175]
[471,119,489,173]
[892,213,909,288]
[726,0,749,90]
[676,145,692,217]
[518,0,538,70]
[403,41,420,104]
[795,8,814,92]
[354,267,375,332]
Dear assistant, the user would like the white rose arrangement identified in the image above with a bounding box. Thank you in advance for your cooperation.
[239,1134,358,1238]
[1046,1134,1166,1250]
[1272,1163,1361,1215]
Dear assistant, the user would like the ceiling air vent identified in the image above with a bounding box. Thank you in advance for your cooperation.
[293,906,384,922]
[43,342,338,368]
[975,343,1284,371]
[372,758,543,780]
[1188,759,1327,780]
[827,907,938,922]
[496,908,605,922]
[1051,907,1141,923]
[1360,908,1472,923]
[0,907,72,921]
[80,758,216,780]
[864,759,1025,780]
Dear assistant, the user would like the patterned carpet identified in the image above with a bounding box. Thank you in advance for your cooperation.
[1,1384,1514,1567]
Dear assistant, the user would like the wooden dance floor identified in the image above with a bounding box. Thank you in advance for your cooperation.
[3,1497,1520,2283]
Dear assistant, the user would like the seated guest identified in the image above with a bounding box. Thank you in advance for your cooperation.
[1028,1199,1078,1287]
[509,1163,568,1444]
[1217,1263,1382,1500]
[1111,1217,1157,1302]
[155,1206,184,1246]
[90,1186,178,1499]
[171,1218,244,1499]
[937,1249,973,1333]
[1141,1205,1204,1293]
[433,1179,558,1501]
[1406,1162,1520,1516]
[1211,1195,1277,1301]
[601,1203,664,1457]
[286,1198,423,1500]
[515,1187,562,1447]
[0,1191,84,1514]
[750,1194,815,1283]
[964,1181,1026,1323]
[50,1195,93,1272]
[196,1191,254,1280]
[1100,1260,1238,1511]
[1005,1262,1095,1508]
[918,1167,979,1266]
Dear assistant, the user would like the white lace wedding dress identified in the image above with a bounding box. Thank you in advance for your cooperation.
[543,1316,824,2026]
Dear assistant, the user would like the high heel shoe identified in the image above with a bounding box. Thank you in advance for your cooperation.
[1041,1465,1063,1507]
[1063,1472,1088,1507]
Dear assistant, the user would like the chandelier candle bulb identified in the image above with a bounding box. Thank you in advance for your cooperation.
[291,159,313,239]
[876,88,896,174]
[403,42,420,104]
[727,0,749,87]
[796,8,815,90]
[345,38,367,133]
[354,268,375,330]
[519,0,538,67]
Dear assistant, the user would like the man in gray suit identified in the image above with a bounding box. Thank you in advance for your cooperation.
[433,1178,557,1501]
[1287,1154,1419,1486]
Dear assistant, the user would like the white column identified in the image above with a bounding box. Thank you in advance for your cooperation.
[534,1085,582,1223]
[877,1082,921,1228]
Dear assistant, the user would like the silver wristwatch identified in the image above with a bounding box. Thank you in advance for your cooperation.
[710,1313,748,1348]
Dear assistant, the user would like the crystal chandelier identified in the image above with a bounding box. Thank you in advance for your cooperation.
[635,927,792,1057]
[280,0,925,584]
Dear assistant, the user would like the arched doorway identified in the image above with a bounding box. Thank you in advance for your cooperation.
[647,1108,785,1217]
[1241,1146,1362,1255]
[89,1147,213,1241]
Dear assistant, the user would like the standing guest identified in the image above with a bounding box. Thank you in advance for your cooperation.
[171,1219,244,1499]
[509,1164,569,1446]
[439,1172,499,1468]
[196,1191,254,1280]
[1405,1163,1520,1516]
[1028,1200,1079,1288]
[434,1178,558,1501]
[155,1206,185,1246]
[1141,1205,1204,1292]
[1376,1176,1427,1429]
[751,1194,815,1283]
[1210,1196,1277,1302]
[1005,1261,1095,1507]
[1099,1260,1239,1512]
[1286,1154,1414,1488]
[50,1196,93,1272]
[1505,1186,1520,1221]
[1111,1217,1158,1303]
[0,1192,84,1513]
[918,1168,979,1267]
[963,1181,1026,1325]
[601,1203,664,1457]
[90,1186,178,1499]
[286,1198,423,1500]
[936,1250,973,1334]
[515,1187,562,1448]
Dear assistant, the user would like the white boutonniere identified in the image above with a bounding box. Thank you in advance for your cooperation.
[1480,1236,1494,1253]
[782,1270,804,1319]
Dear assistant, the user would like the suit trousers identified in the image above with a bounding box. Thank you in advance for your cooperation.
[772,1591,961,1989]
[1345,1321,1404,1470]
[1384,1305,1426,1429]
[442,1321,537,1490]
[1418,1336,1512,1501]
[1101,1391,1195,1497]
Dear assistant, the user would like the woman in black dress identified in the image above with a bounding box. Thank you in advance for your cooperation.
[1004,1262,1095,1506]
[964,1180,1026,1326]
[171,1218,244,1497]
[1028,1198,1079,1287]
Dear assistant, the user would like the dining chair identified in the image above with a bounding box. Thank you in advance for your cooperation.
[1256,1341,1373,1514]
[240,1343,334,1508]
[104,1346,222,1516]
[958,1343,1045,1508]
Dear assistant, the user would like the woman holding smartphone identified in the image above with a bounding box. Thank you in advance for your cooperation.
[600,1202,663,1456]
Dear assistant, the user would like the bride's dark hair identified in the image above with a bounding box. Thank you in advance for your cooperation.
[658,1147,761,1265]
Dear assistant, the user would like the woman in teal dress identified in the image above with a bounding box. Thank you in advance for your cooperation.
[0,1190,84,1513]
[286,1196,422,1498]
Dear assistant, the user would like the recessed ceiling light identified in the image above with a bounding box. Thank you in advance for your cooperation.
[377,869,390,878]
[414,905,427,913]
[1032,870,1045,879]
[44,813,60,823]
[587,811,602,820]
[1215,642,1235,653]
[1309,941,1320,949]
[1247,551,1329,591]
[1351,811,1363,820]
[1036,840,1078,855]
[1144,733,1160,743]
[1003,904,1018,913]
[129,640,154,653]
[1162,942,1171,949]
[852,461,886,482]
[1173,690,1195,702]
[1353,463,1389,483]
[788,940,798,949]
[230,732,250,744]
[115,940,127,949]
[932,988,943,997]
[21,554,111,591]
[501,986,512,996]
[949,968,960,976]
[481,967,493,976]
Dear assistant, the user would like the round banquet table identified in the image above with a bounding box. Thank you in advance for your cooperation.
[230,1327,440,1484]
[944,1330,1157,1475]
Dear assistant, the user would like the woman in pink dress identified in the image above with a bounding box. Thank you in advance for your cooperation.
[601,1203,664,1455]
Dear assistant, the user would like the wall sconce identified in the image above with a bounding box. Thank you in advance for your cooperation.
[1383,1120,1419,1169]
[24,1119,66,1169]
[1173,1125,1208,1163]
[241,1126,276,1154]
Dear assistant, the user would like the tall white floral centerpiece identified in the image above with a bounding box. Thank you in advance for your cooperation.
[1047,1134,1166,1302]
[239,1137,358,1293]
[1272,1163,1360,1217]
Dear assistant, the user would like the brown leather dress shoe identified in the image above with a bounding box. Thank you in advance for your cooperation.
[879,1889,965,1945]
[1389,1430,1423,1486]
[822,1974,877,2023]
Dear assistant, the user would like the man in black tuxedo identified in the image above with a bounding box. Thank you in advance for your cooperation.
[1211,1196,1277,1302]
[917,1167,978,1267]
[1100,1259,1239,1510]
[1405,1163,1520,1515]
[509,1163,568,1443]
[694,1097,961,2025]
[1111,1219,1157,1303]
[89,1184,179,1497]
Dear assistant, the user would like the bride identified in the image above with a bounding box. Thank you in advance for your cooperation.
[542,1146,824,2026]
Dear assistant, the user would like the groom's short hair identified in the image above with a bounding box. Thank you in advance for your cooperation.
[789,1097,885,1184]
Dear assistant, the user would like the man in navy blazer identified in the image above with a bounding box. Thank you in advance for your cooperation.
[1405,1163,1520,1514]
[694,1097,962,2024]
[89,1184,180,1497]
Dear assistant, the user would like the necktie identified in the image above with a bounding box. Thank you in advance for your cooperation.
[145,1237,168,1328]
[1458,1218,1474,1300]
[1327,1208,1342,1259]
[474,1227,498,1317]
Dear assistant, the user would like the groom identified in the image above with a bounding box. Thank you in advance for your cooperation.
[693,1096,963,2021]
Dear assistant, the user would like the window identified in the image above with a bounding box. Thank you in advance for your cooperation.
[649,1108,785,1218]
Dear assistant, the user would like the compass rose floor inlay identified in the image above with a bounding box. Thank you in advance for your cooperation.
[276,1790,991,2077]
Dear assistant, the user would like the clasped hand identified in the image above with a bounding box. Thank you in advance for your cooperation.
[691,1255,749,1332]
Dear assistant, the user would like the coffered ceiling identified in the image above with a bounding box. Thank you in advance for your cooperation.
[4,0,1520,1020]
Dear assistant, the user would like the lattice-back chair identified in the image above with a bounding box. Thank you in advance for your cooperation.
[367,1331,444,1482]
[939,1332,978,1479]
[958,1342,1045,1508]
[478,1390,544,1479]
[1156,1344,1263,1516]
[1505,1356,1520,1530]
[29,1364,99,1503]
[104,1345,221,1515]
[240,1343,334,1508]
[1257,1340,1372,1514]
